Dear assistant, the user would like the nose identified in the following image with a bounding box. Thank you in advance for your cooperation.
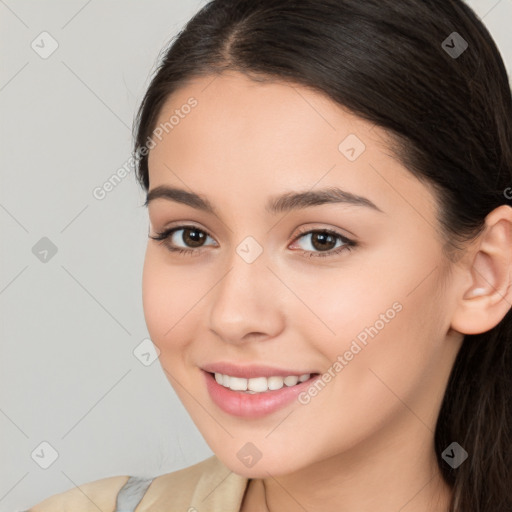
[207,249,285,345]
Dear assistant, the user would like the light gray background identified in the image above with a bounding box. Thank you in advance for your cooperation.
[1,1,511,510]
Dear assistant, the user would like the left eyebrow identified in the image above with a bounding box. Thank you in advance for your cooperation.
[266,187,383,215]
[144,185,383,215]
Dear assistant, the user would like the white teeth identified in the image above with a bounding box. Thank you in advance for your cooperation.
[229,376,248,391]
[248,377,268,392]
[283,375,299,386]
[267,376,284,390]
[213,372,312,393]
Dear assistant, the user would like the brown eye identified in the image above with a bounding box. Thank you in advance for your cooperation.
[149,225,216,255]
[290,228,357,258]
[309,232,338,251]
[180,227,207,247]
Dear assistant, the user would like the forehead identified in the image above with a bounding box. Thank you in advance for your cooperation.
[150,71,374,160]
[146,72,438,223]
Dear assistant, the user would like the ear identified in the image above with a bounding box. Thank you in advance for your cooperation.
[451,205,512,335]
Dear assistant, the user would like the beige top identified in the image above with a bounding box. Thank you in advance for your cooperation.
[26,455,252,512]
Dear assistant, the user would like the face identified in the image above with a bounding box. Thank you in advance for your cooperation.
[142,71,463,478]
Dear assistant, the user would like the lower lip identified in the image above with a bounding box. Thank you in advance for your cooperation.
[203,370,320,419]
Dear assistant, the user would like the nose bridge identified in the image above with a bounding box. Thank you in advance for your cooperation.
[208,235,283,343]
[219,232,268,294]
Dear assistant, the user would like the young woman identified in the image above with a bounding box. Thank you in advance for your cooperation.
[26,0,512,511]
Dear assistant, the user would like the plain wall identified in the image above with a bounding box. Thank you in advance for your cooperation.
[1,0,511,510]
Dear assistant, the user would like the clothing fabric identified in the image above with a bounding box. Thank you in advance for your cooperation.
[114,476,156,511]
[23,455,251,512]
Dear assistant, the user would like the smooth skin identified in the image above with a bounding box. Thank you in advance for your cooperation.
[142,71,512,512]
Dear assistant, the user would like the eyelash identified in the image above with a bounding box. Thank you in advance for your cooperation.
[148,225,357,259]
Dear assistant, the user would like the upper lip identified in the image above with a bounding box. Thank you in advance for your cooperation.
[201,362,318,379]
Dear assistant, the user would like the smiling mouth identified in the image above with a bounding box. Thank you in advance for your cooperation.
[207,371,320,394]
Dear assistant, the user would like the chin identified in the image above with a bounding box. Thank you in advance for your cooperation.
[214,448,305,479]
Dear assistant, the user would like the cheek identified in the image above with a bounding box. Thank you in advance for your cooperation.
[290,251,446,408]
[279,263,402,352]
[322,274,447,424]
[142,249,166,340]
[141,246,192,354]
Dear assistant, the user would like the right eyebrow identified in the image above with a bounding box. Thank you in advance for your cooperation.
[144,186,216,213]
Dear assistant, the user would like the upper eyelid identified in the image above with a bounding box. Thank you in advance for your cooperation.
[294,225,352,239]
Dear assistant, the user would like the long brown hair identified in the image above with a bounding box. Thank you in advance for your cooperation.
[132,1,512,509]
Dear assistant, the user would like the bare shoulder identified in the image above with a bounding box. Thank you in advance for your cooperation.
[26,474,130,511]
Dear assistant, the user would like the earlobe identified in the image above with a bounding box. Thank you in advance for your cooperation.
[451,205,512,335]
